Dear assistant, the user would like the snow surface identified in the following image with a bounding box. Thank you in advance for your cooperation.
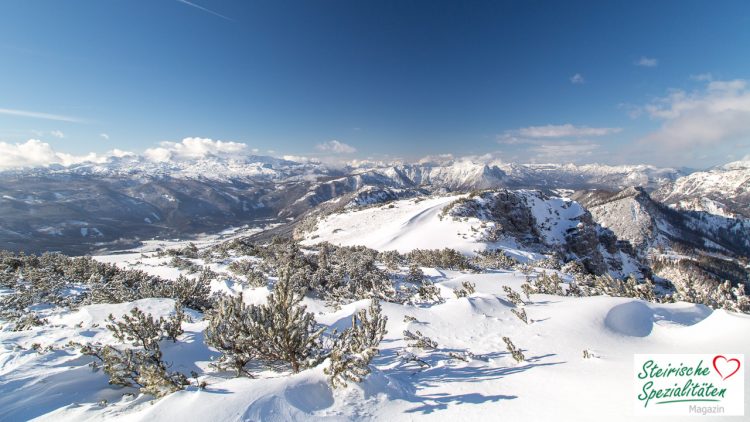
[303,195,480,254]
[301,194,544,262]
[2,261,749,421]
[2,197,749,420]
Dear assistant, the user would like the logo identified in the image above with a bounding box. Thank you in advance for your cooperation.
[634,354,744,416]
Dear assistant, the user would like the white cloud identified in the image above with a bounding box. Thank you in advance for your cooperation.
[0,139,127,170]
[635,56,658,67]
[282,155,320,164]
[495,123,619,164]
[0,107,84,123]
[638,79,750,149]
[570,73,585,84]
[109,149,135,158]
[100,133,110,140]
[417,153,455,165]
[315,140,357,154]
[50,130,65,139]
[143,137,247,162]
[527,142,601,163]
[516,124,621,138]
[0,137,260,170]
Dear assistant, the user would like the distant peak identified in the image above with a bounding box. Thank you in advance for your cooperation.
[721,160,750,171]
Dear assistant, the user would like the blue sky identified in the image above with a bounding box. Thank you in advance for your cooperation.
[1,0,750,168]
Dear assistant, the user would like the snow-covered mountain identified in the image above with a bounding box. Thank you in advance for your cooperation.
[573,187,750,285]
[297,189,644,278]
[654,160,750,219]
[0,154,740,256]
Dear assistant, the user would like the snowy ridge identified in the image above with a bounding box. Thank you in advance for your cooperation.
[299,189,643,277]
[655,159,750,219]
[577,187,750,256]
[0,155,742,255]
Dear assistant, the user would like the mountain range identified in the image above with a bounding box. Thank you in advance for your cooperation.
[0,154,747,271]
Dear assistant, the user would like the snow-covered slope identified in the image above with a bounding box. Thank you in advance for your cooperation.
[299,190,643,277]
[574,187,750,288]
[300,194,492,255]
[575,187,750,257]
[2,265,749,421]
[654,160,750,219]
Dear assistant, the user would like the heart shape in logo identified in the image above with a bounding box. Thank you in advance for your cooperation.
[713,355,741,381]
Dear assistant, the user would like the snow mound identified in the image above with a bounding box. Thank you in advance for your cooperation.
[604,300,714,337]
[604,301,654,337]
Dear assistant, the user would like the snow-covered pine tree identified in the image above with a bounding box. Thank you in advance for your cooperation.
[259,267,325,372]
[205,266,325,374]
[325,299,388,388]
[406,263,424,283]
[82,306,189,397]
[204,294,259,377]
[502,285,525,306]
[502,336,525,362]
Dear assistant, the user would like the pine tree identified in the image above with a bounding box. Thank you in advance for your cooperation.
[82,306,189,397]
[325,299,388,388]
[260,267,325,372]
[406,264,424,283]
[204,294,258,377]
[502,336,525,362]
[204,266,325,375]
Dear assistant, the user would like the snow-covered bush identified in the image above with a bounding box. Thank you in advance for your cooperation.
[169,256,202,273]
[405,248,475,271]
[228,260,268,288]
[309,243,396,305]
[207,237,259,258]
[527,271,564,295]
[590,274,655,301]
[414,279,444,304]
[89,269,213,311]
[260,268,325,372]
[378,250,403,271]
[1,310,47,331]
[674,278,750,313]
[106,305,185,349]
[81,345,188,398]
[156,242,199,259]
[511,308,528,324]
[470,249,518,270]
[160,271,214,311]
[403,330,437,350]
[204,294,258,376]
[502,285,525,306]
[406,263,425,283]
[81,305,189,398]
[325,299,388,388]
[532,255,562,270]
[205,267,325,375]
[453,281,476,298]
[502,336,525,363]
